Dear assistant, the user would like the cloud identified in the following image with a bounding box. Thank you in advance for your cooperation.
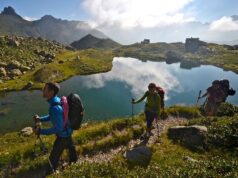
[81,0,238,45]
[23,16,37,21]
[81,57,182,100]
[209,16,238,31]
[83,0,194,28]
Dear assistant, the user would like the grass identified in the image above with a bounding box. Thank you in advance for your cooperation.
[1,105,238,177]
[0,116,144,177]
[164,105,201,119]
[0,49,114,91]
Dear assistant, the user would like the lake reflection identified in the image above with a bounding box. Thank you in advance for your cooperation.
[0,57,237,133]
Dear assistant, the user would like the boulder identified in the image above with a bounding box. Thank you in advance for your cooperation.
[124,146,152,166]
[7,60,21,69]
[20,65,31,71]
[8,39,20,47]
[0,62,7,67]
[24,81,34,89]
[8,69,22,77]
[168,125,207,149]
[22,81,34,90]
[21,127,33,136]
[0,67,7,77]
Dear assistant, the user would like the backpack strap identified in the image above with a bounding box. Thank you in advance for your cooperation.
[51,102,69,129]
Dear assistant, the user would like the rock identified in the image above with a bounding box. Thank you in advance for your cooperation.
[7,60,21,69]
[183,156,199,162]
[38,50,46,57]
[21,127,33,136]
[37,37,43,41]
[8,39,20,47]
[20,65,31,71]
[168,125,207,149]
[0,67,7,77]
[81,123,88,127]
[38,51,55,60]
[23,81,34,89]
[8,69,22,77]
[0,80,3,84]
[124,146,152,166]
[132,125,141,130]
[0,111,7,116]
[0,62,7,67]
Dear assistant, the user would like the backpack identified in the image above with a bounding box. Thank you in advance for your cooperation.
[155,86,165,108]
[228,88,236,96]
[67,93,84,130]
[55,93,84,130]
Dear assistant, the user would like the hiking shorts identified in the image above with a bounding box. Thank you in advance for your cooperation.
[145,111,158,129]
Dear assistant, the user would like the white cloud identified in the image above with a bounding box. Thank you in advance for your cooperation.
[81,57,182,100]
[23,16,37,21]
[209,16,238,31]
[83,0,194,28]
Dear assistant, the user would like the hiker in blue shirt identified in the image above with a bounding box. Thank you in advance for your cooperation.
[33,82,77,175]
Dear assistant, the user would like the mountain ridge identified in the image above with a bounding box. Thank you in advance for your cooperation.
[71,34,121,49]
[0,6,107,44]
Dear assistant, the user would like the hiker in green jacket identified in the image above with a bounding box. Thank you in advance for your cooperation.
[132,83,161,137]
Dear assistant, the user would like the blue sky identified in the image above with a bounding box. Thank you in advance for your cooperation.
[1,0,238,22]
[187,0,238,22]
[1,0,238,44]
[0,0,89,20]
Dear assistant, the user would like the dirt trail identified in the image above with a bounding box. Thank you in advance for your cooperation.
[77,117,186,164]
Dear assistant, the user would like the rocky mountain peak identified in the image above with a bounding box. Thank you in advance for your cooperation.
[40,15,57,21]
[1,6,18,16]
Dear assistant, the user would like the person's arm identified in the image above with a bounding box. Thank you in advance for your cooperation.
[199,92,208,99]
[39,115,50,122]
[133,92,148,104]
[40,107,63,135]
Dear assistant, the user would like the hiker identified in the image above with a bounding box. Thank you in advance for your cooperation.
[132,83,161,137]
[199,80,225,116]
[33,82,77,175]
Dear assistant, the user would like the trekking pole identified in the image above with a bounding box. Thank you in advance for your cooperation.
[196,90,202,106]
[34,120,55,174]
[37,135,55,174]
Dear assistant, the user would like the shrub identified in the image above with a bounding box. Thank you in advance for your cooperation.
[216,102,235,117]
[165,105,201,119]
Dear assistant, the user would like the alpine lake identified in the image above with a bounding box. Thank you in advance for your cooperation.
[0,57,238,133]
